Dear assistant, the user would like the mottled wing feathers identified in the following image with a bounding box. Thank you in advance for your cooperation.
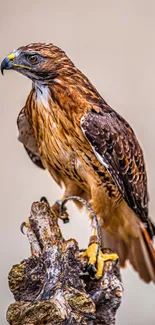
[81,107,149,223]
[17,107,45,170]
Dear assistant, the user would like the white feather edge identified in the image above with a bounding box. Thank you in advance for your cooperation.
[80,116,109,169]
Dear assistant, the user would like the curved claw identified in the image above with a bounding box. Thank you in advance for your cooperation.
[20,221,27,235]
[40,196,49,204]
[20,220,30,235]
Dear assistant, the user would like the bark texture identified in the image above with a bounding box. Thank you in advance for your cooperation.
[6,199,123,325]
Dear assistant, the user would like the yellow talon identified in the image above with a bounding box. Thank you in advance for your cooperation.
[81,243,98,264]
[81,243,118,279]
[96,252,118,279]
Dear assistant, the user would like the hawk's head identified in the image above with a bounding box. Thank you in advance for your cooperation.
[1,43,75,82]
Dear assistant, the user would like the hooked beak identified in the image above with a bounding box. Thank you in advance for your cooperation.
[1,52,32,75]
[1,53,15,75]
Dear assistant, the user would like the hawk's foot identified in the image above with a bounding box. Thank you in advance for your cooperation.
[81,243,119,279]
[54,200,70,223]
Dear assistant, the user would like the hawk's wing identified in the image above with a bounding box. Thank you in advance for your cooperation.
[17,108,45,170]
[81,106,149,224]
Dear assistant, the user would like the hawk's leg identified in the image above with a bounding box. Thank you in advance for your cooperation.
[81,228,119,279]
[51,181,88,223]
[77,183,117,278]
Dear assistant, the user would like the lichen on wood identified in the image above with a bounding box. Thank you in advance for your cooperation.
[6,199,123,325]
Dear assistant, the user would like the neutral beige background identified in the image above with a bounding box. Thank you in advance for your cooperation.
[0,1,155,324]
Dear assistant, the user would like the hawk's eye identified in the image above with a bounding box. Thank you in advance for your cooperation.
[27,54,38,65]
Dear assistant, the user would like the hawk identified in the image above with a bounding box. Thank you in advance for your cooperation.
[1,43,155,283]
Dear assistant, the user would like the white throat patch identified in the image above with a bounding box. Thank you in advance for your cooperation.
[35,83,51,111]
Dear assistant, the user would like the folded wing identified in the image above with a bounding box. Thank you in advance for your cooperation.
[17,107,45,170]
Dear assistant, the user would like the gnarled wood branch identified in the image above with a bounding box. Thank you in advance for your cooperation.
[6,199,123,325]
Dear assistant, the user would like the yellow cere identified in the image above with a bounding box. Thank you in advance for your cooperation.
[8,53,15,62]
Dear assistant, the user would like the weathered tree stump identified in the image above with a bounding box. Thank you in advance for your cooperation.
[6,199,123,325]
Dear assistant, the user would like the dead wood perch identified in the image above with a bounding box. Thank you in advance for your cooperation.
[6,198,123,325]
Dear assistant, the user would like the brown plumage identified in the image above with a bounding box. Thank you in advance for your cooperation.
[1,42,155,282]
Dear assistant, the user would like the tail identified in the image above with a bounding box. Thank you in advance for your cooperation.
[101,222,155,283]
[128,223,155,283]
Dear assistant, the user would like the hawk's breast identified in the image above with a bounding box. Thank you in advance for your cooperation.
[27,85,120,198]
